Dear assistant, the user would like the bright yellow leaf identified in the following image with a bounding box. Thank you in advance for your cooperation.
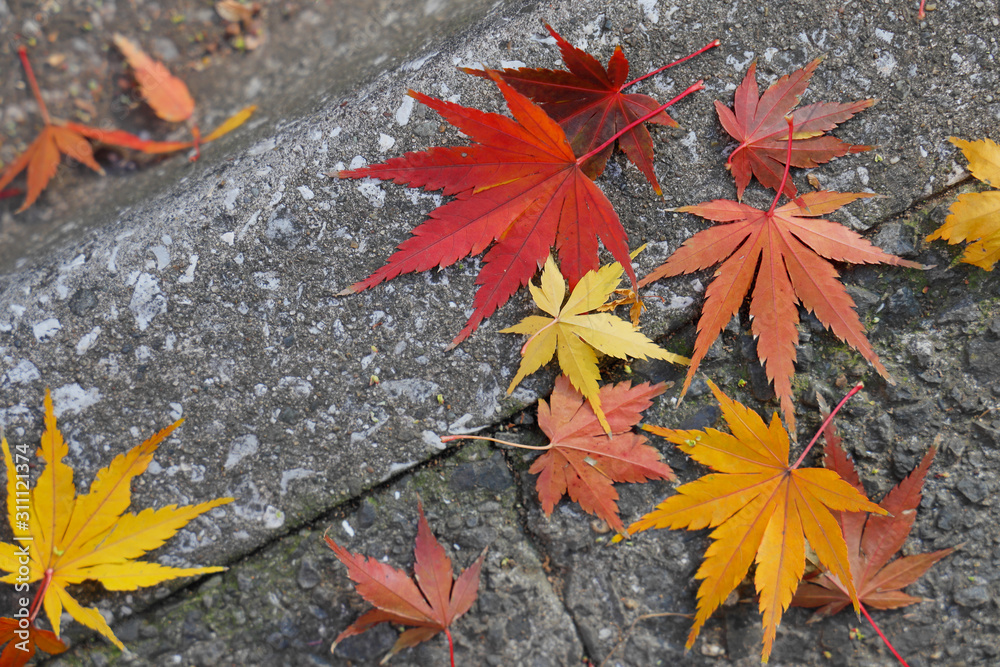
[926,137,1000,270]
[0,389,233,650]
[502,255,688,433]
[621,381,886,662]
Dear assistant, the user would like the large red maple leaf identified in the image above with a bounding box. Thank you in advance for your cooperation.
[326,501,486,665]
[339,76,700,347]
[718,58,874,200]
[464,25,717,195]
[640,120,924,432]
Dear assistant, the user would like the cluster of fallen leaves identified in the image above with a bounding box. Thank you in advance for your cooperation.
[0,390,232,664]
[330,24,973,666]
[1,18,982,667]
[0,38,254,212]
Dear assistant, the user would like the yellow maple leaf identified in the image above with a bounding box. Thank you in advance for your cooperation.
[619,381,885,662]
[926,137,1000,270]
[0,390,233,650]
[502,255,688,434]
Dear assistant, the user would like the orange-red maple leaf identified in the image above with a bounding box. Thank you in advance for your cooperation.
[718,59,874,200]
[792,415,954,618]
[338,76,701,347]
[113,34,195,124]
[641,175,923,433]
[326,501,487,664]
[0,618,67,667]
[622,381,885,662]
[464,25,716,195]
[531,375,674,533]
[0,46,199,211]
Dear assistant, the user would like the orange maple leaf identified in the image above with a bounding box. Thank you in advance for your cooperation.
[326,501,487,665]
[620,381,886,662]
[640,118,924,432]
[339,75,702,347]
[718,58,874,200]
[113,34,195,124]
[792,410,954,618]
[530,375,674,533]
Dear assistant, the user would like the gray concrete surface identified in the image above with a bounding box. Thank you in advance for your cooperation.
[1,0,999,665]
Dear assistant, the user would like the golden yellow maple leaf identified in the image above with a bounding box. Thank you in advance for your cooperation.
[926,137,1000,270]
[618,381,885,662]
[0,390,233,650]
[501,254,688,433]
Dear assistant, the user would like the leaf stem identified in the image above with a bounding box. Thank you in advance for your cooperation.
[446,628,455,667]
[440,434,553,451]
[28,568,54,622]
[767,116,795,215]
[792,382,863,469]
[576,80,705,165]
[918,0,927,19]
[18,46,51,125]
[860,603,911,667]
[622,40,720,89]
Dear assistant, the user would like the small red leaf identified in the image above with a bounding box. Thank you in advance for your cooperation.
[327,501,487,662]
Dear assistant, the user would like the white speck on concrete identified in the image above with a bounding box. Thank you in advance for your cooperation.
[107,246,119,273]
[220,232,235,246]
[238,210,261,241]
[263,506,285,529]
[422,430,446,450]
[75,326,101,355]
[297,185,315,201]
[169,402,183,421]
[278,376,314,398]
[280,468,316,495]
[253,272,281,290]
[51,383,101,417]
[387,461,417,477]
[679,130,699,160]
[32,318,61,342]
[357,179,386,208]
[248,137,276,156]
[875,28,894,43]
[178,254,199,283]
[378,133,396,152]
[223,188,240,212]
[500,60,526,69]
[396,95,415,125]
[129,273,167,331]
[341,519,355,537]
[150,245,170,271]
[349,155,367,170]
[2,359,40,385]
[857,166,870,186]
[224,434,259,470]
[638,0,659,23]
[726,51,754,72]
[669,296,695,310]
[403,51,438,70]
[763,47,779,62]
[875,51,897,77]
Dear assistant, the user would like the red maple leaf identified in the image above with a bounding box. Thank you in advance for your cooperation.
[339,75,702,347]
[326,501,487,666]
[464,25,717,195]
[718,58,874,200]
[640,119,924,432]
[531,375,674,533]
[792,412,954,617]
[0,618,67,667]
